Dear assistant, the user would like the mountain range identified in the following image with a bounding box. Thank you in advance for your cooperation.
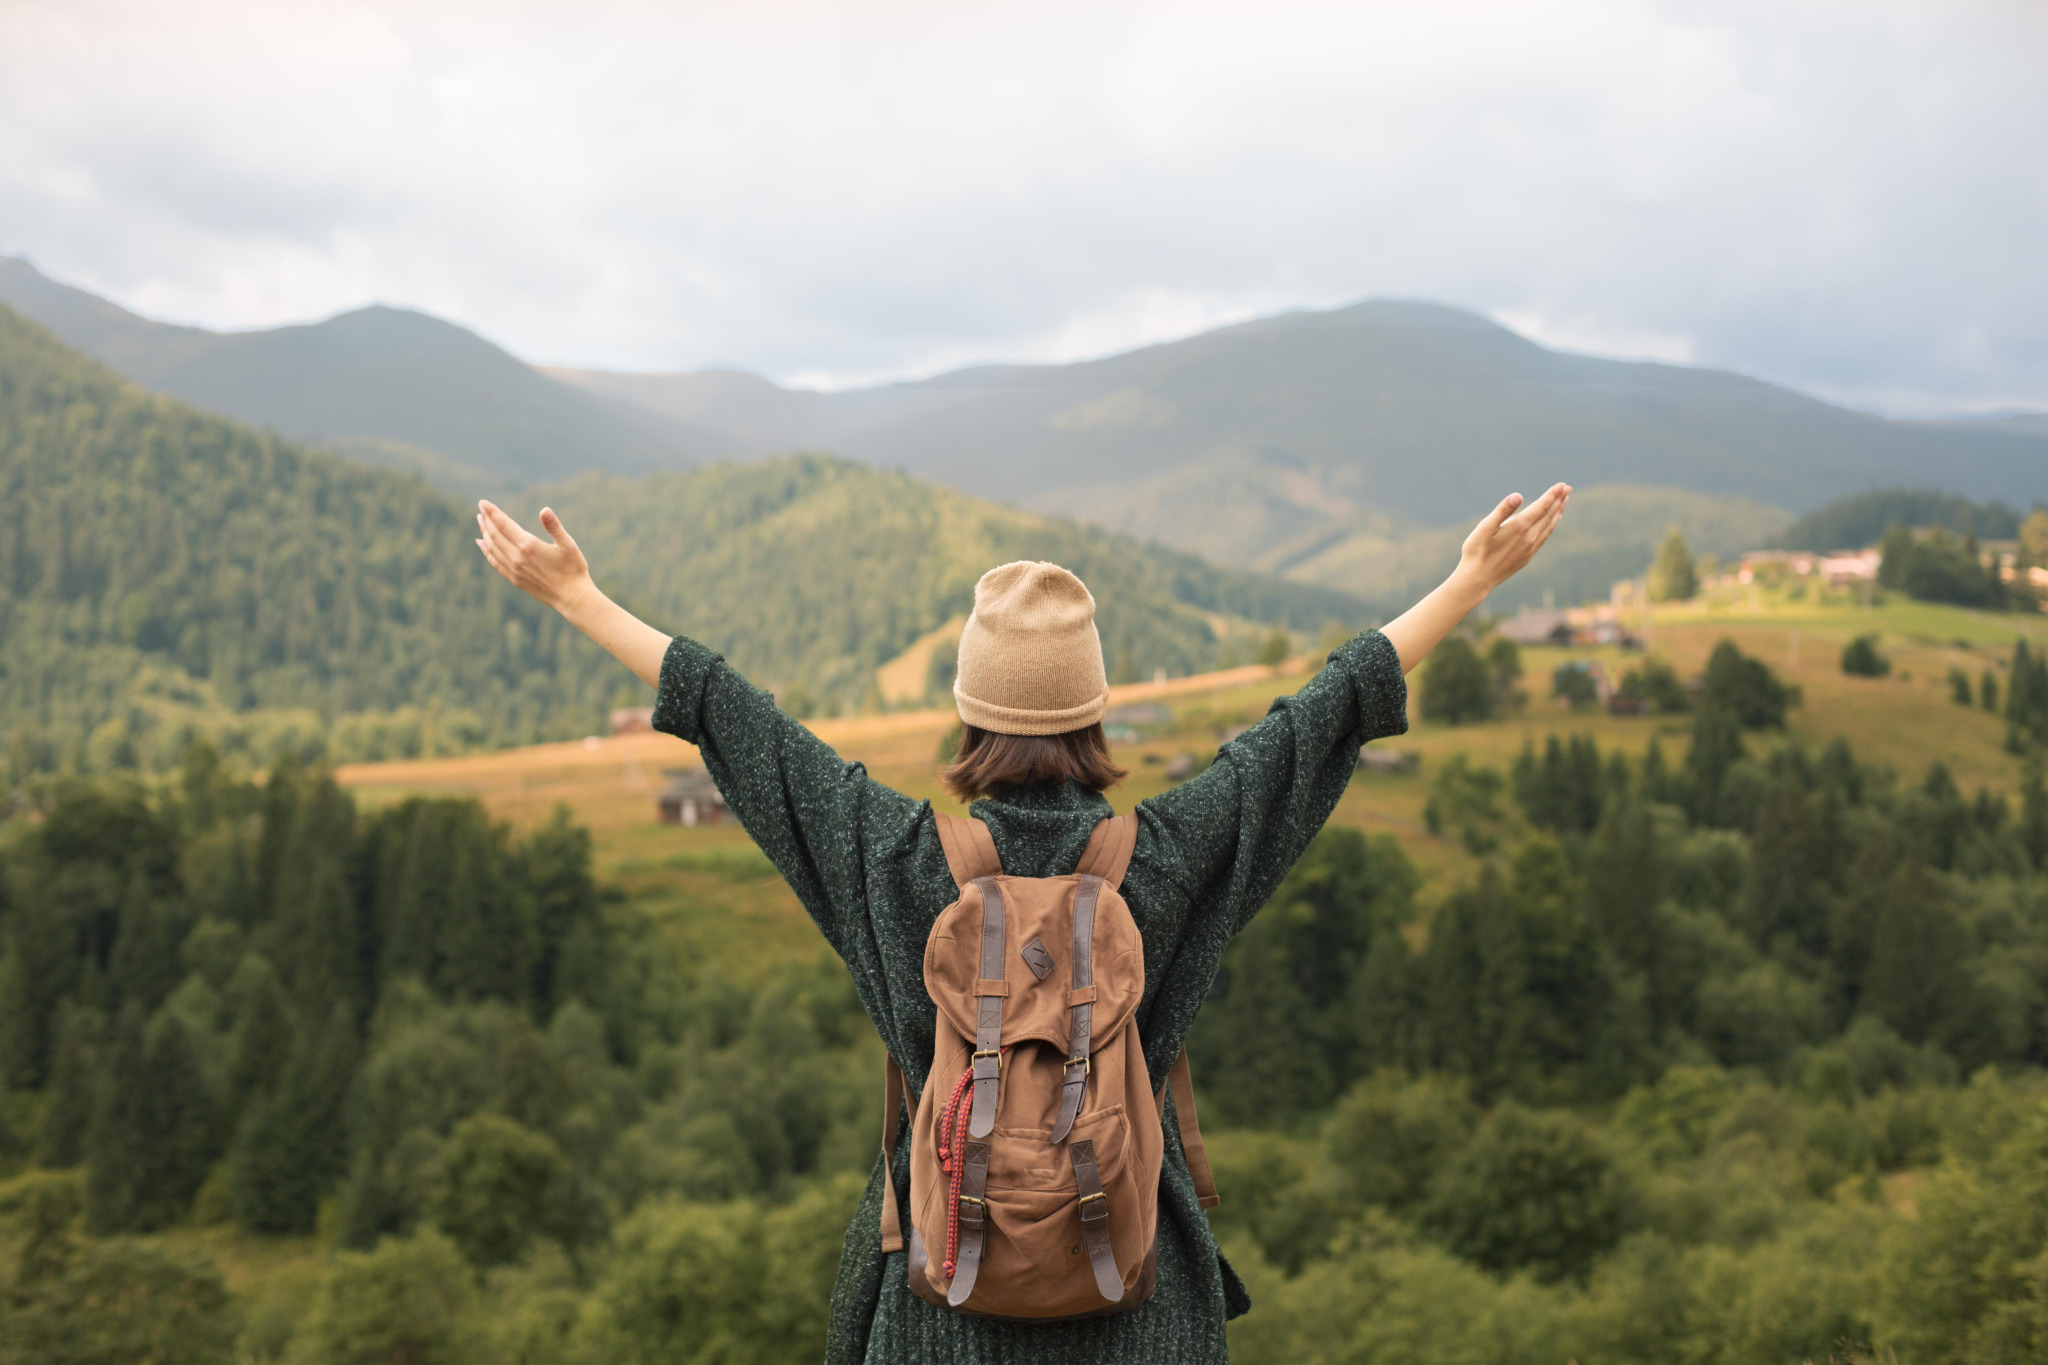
[6,255,2042,612]
[0,304,1360,774]
[0,256,734,486]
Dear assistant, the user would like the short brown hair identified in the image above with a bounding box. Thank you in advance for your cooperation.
[941,723,1128,803]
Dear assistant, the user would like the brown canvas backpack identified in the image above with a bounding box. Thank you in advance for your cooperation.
[878,812,1220,1321]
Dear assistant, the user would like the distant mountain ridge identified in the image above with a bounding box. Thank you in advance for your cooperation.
[0,256,737,486]
[0,305,1364,772]
[555,301,2043,608]
[8,256,2041,611]
[554,299,2048,517]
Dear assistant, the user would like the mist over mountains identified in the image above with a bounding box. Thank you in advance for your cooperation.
[6,254,2042,612]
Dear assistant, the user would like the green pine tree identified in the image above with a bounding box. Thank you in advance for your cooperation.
[1685,701,1746,819]
[0,940,32,1089]
[33,1006,104,1169]
[1647,529,1699,602]
[223,955,296,1132]
[525,807,598,1019]
[231,1002,359,1235]
[85,1008,218,1233]
[1583,795,1663,976]
[107,873,181,1017]
[1864,859,1974,1050]
[2021,754,2048,871]
[1877,524,1917,589]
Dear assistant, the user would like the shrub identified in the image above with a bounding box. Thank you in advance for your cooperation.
[1552,663,1599,710]
[289,1229,483,1365]
[1420,637,1496,726]
[1841,635,1890,677]
[1700,640,1798,728]
[1325,1071,1480,1215]
[1618,658,1690,713]
[1420,1103,1637,1282]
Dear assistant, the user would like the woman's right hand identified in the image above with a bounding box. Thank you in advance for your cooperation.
[1455,482,1571,594]
[476,502,595,613]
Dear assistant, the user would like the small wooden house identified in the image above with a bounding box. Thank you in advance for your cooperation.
[657,768,727,826]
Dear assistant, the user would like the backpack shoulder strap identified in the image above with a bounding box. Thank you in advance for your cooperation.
[1157,1048,1221,1209]
[935,812,1002,888]
[1075,812,1138,889]
[878,1053,908,1252]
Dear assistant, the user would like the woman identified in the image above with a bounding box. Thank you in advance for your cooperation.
[475,481,1569,1363]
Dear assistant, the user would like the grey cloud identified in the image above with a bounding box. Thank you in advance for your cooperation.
[0,0,2042,412]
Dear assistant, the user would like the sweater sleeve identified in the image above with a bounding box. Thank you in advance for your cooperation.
[1135,628,1409,938]
[649,636,929,958]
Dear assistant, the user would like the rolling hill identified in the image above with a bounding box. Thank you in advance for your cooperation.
[0,256,733,487]
[13,258,2040,612]
[558,301,2048,531]
[0,305,1368,774]
[556,303,2046,607]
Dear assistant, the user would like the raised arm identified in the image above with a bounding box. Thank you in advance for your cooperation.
[474,500,929,956]
[474,501,669,685]
[1139,482,1571,935]
[1381,482,1571,674]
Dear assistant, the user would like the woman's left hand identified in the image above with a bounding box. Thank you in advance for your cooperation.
[476,502,594,612]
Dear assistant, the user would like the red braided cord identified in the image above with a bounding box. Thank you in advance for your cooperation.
[938,1045,1008,1281]
[938,1065,973,1278]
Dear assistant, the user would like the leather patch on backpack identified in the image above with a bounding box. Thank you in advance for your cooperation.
[1021,937,1056,980]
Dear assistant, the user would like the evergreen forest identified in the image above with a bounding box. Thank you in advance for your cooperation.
[6,636,2048,1361]
[0,304,1365,780]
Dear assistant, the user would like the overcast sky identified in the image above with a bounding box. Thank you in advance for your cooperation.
[2,0,2043,414]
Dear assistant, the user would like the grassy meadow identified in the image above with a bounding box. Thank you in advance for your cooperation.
[335,583,2048,983]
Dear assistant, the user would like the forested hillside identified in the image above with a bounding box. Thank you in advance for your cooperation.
[0,755,878,1362]
[15,260,2043,620]
[537,458,1374,709]
[0,307,1369,776]
[1777,487,2025,551]
[6,641,2048,1360]
[0,305,615,775]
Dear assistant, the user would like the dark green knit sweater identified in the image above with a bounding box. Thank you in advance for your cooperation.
[651,628,1409,1364]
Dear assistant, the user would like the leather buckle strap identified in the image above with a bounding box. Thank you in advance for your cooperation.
[946,1140,992,1307]
[1050,876,1101,1143]
[968,877,1006,1139]
[1069,1138,1123,1302]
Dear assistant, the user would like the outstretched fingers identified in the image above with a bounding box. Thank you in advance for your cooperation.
[1480,491,1526,536]
[1526,483,1571,549]
[479,500,541,552]
[476,533,514,584]
[539,507,578,554]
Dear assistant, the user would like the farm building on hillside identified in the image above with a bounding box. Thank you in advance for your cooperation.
[1495,609,1576,647]
[658,768,727,826]
[1498,606,1643,650]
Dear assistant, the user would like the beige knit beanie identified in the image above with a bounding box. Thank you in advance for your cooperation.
[953,561,1109,736]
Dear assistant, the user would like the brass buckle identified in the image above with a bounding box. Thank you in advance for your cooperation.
[958,1194,986,1209]
[1065,1055,1090,1075]
[971,1049,1002,1070]
[1077,1191,1108,1221]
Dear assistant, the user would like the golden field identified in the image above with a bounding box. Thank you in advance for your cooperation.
[336,589,2048,980]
